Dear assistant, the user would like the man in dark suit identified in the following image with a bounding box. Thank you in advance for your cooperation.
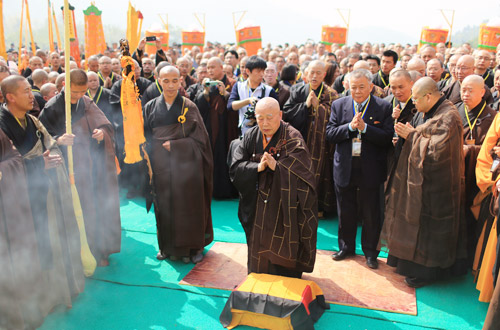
[326,69,394,269]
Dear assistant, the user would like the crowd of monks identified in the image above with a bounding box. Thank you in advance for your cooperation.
[1,37,500,329]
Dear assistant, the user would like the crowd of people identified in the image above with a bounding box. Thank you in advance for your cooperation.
[1,37,500,329]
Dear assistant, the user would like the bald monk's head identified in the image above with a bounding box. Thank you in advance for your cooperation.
[55,73,65,92]
[352,60,370,71]
[40,83,58,102]
[87,55,99,73]
[155,61,171,78]
[408,71,424,82]
[98,56,112,75]
[426,59,444,82]
[1,76,33,113]
[68,69,88,104]
[87,71,99,91]
[307,60,326,89]
[407,58,426,76]
[456,55,475,83]
[159,66,181,100]
[460,75,485,109]
[474,50,492,74]
[389,69,413,103]
[255,97,282,138]
[411,77,440,113]
[32,69,49,88]
[420,46,437,64]
[207,57,224,80]
[448,54,462,80]
[176,57,191,77]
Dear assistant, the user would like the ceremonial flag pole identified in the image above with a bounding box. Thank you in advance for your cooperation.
[52,2,62,51]
[48,0,54,53]
[24,0,36,54]
[0,0,6,59]
[63,0,97,277]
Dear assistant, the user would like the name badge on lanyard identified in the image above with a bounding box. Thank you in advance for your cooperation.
[352,137,362,156]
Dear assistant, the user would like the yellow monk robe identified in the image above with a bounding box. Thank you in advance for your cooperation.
[475,112,500,302]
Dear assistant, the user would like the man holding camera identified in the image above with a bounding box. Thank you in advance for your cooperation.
[227,56,278,136]
[194,57,238,198]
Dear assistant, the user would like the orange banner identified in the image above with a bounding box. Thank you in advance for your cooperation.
[181,31,204,53]
[83,4,106,59]
[478,24,500,51]
[145,30,169,55]
[321,26,347,46]
[236,26,261,56]
[419,27,448,50]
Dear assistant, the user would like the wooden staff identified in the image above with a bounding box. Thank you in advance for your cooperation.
[63,0,96,277]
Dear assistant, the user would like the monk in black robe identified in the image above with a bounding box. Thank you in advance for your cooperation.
[194,57,238,199]
[108,60,151,197]
[87,71,113,122]
[456,75,497,264]
[144,66,213,263]
[141,62,188,107]
[98,56,120,88]
[40,69,121,266]
[382,77,468,288]
[230,97,318,278]
[283,60,337,215]
[0,76,85,325]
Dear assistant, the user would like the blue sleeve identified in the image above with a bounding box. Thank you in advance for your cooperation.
[227,83,240,111]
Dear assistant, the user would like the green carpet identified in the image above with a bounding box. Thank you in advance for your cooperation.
[39,195,490,330]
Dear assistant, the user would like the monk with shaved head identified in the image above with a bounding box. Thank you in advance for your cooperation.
[384,77,467,288]
[143,64,214,264]
[443,55,494,105]
[40,69,121,267]
[98,56,119,88]
[474,50,494,88]
[283,59,338,216]
[456,75,497,259]
[230,97,318,278]
[193,56,237,198]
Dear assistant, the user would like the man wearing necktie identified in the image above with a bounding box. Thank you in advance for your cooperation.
[326,69,394,269]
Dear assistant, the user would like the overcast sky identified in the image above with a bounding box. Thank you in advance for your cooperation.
[4,0,500,45]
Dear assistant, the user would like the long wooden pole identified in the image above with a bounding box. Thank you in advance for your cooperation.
[24,0,36,54]
[63,0,97,277]
[18,0,24,70]
[52,3,61,52]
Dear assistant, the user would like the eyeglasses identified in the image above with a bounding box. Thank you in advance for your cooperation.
[411,93,430,102]
[456,66,472,71]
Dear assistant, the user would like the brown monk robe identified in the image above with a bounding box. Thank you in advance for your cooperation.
[283,60,337,215]
[442,55,494,105]
[40,69,121,266]
[194,57,239,199]
[144,66,213,263]
[230,98,318,278]
[0,76,84,328]
[456,76,497,265]
[382,78,468,288]
[484,281,500,330]
[0,129,45,330]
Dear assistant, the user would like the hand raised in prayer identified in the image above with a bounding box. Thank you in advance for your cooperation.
[57,133,75,146]
[258,155,267,172]
[306,90,316,108]
[104,77,112,89]
[350,112,363,130]
[395,122,415,140]
[43,150,63,169]
[138,37,147,51]
[162,140,171,152]
[92,129,104,142]
[263,152,277,171]
[392,104,401,119]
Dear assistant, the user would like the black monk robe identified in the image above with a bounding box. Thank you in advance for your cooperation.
[40,92,121,263]
[194,74,239,199]
[230,122,318,277]
[144,93,214,258]
[283,83,338,213]
[0,108,85,325]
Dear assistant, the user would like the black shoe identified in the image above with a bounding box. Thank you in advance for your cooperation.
[156,252,167,260]
[331,249,355,261]
[366,257,379,269]
[404,277,429,288]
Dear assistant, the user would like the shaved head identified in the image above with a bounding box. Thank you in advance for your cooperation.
[70,69,88,86]
[407,58,426,75]
[32,69,49,86]
[255,97,282,137]
[308,60,326,71]
[207,57,223,67]
[353,60,370,71]
[413,76,439,97]
[159,66,180,77]
[461,75,485,108]
[1,75,27,102]
[457,55,475,82]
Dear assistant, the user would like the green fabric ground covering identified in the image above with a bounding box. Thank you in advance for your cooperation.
[38,196,489,330]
